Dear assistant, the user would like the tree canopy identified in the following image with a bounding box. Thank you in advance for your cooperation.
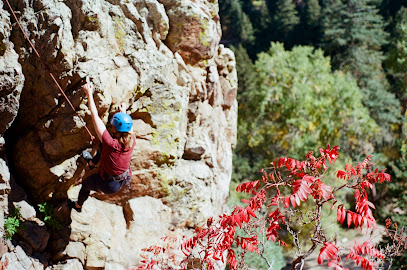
[321,0,401,145]
[234,43,377,181]
[219,1,407,265]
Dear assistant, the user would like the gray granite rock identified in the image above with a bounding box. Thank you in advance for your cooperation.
[1,0,236,268]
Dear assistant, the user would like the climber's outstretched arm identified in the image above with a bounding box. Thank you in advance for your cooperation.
[82,82,106,141]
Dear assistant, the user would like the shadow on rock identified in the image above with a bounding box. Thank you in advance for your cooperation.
[5,179,74,268]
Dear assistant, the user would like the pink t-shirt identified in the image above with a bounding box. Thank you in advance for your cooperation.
[99,130,136,179]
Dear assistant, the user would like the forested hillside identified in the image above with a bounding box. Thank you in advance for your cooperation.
[0,0,238,268]
[220,0,407,268]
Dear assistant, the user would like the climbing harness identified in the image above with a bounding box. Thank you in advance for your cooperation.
[105,168,130,182]
[4,0,95,141]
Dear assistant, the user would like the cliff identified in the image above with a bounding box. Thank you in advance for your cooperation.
[0,0,237,269]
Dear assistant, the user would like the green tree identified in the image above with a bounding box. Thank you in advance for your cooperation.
[231,45,258,182]
[379,0,404,20]
[244,1,274,56]
[234,42,378,182]
[379,120,407,269]
[219,0,255,48]
[294,0,323,46]
[386,7,407,107]
[321,0,388,71]
[382,10,407,267]
[233,45,257,117]
[240,0,255,15]
[273,0,300,43]
[321,0,401,146]
[305,0,322,28]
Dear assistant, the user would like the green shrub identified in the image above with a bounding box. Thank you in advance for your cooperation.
[4,207,22,240]
[243,234,285,270]
[38,202,62,230]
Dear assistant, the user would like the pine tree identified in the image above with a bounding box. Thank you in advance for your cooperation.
[265,0,278,15]
[320,0,347,56]
[219,0,255,48]
[380,10,407,269]
[379,0,404,20]
[294,0,323,46]
[322,0,389,69]
[273,0,300,42]
[232,45,257,107]
[230,45,258,183]
[239,0,254,15]
[386,7,407,107]
[321,0,402,146]
[244,1,274,56]
[305,0,322,29]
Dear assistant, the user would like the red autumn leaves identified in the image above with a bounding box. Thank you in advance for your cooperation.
[318,242,339,265]
[335,159,390,230]
[234,145,390,270]
[177,189,265,270]
[284,176,314,208]
[318,240,386,270]
[266,209,285,242]
[137,146,393,270]
[336,194,376,229]
[283,176,334,208]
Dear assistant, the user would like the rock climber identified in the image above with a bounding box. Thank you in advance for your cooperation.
[69,81,136,212]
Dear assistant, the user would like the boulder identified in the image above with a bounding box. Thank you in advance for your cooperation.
[68,196,173,268]
[12,201,36,220]
[47,259,83,270]
[1,245,43,270]
[0,158,10,190]
[161,0,221,65]
[59,242,86,264]
[16,221,50,253]
[126,196,172,245]
[0,1,24,136]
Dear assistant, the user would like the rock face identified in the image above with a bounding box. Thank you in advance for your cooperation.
[0,0,24,247]
[0,0,237,269]
[0,1,24,140]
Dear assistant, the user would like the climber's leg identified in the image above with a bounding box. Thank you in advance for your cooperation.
[77,173,101,206]
[72,174,129,212]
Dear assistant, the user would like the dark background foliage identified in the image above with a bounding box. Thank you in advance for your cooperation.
[219,1,407,267]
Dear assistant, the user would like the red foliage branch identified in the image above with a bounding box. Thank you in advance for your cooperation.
[346,241,385,270]
[136,146,404,270]
[318,242,340,265]
[284,176,314,208]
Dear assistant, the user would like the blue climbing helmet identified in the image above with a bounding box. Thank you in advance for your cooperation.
[111,112,133,132]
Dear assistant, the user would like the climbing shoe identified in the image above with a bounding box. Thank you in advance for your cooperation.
[82,150,92,160]
[68,200,82,213]
[82,150,97,169]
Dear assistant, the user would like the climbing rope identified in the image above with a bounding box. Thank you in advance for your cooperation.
[4,0,95,141]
